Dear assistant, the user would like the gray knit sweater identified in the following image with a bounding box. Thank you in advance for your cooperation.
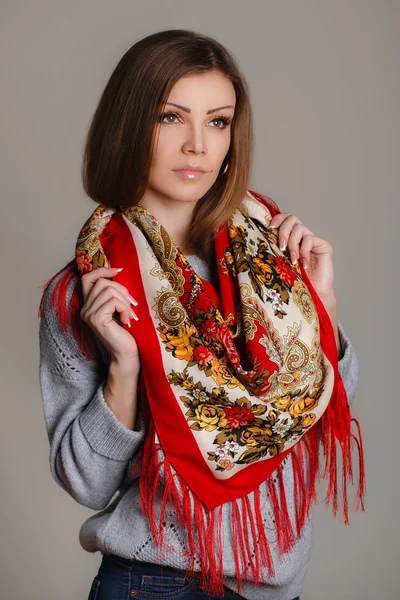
[38,254,360,600]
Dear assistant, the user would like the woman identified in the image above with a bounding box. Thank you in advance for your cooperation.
[38,29,364,600]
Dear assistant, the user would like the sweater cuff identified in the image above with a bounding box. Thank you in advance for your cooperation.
[79,380,146,460]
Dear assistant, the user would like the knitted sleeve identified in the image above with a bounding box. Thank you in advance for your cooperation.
[38,264,359,512]
[38,267,147,511]
[337,320,360,406]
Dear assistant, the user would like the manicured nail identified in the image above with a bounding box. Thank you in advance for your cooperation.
[279,237,287,251]
[114,268,123,272]
[128,294,138,306]
[302,258,308,269]
[290,251,297,265]
[127,320,131,328]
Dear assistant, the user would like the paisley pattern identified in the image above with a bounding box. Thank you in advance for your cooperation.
[75,191,334,476]
[71,190,364,597]
[76,205,114,272]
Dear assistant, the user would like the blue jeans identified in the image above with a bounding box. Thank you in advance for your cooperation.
[87,553,301,600]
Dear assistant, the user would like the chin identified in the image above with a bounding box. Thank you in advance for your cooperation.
[160,183,210,203]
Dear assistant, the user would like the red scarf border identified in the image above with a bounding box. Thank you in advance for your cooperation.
[37,190,365,596]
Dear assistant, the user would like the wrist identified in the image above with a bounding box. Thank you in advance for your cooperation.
[109,356,141,380]
[320,294,338,312]
[104,360,140,429]
[105,359,140,409]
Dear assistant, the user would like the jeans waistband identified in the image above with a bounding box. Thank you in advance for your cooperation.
[104,553,196,578]
[106,553,136,567]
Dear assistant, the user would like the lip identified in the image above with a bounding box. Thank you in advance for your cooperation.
[174,169,205,180]
[173,165,206,173]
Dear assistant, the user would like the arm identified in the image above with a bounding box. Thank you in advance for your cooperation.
[321,295,342,359]
[320,296,360,406]
[336,320,360,406]
[38,269,146,510]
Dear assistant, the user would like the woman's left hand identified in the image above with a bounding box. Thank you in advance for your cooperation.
[269,212,335,300]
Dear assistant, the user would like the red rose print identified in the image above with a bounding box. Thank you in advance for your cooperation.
[274,256,297,286]
[219,326,241,366]
[76,252,92,273]
[199,318,219,341]
[224,405,256,428]
[193,345,215,366]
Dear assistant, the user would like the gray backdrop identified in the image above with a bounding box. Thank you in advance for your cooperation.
[1,1,398,598]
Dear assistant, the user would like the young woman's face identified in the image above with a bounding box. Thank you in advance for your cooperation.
[147,71,236,204]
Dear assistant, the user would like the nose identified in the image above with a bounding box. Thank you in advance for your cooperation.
[182,122,207,155]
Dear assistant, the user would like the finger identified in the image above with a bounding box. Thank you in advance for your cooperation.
[84,296,136,329]
[300,235,332,269]
[297,234,314,269]
[287,224,314,265]
[269,213,290,229]
[82,276,120,312]
[276,215,303,252]
[82,271,138,308]
[81,287,138,325]
[81,267,123,302]
[305,235,332,255]
[84,277,138,312]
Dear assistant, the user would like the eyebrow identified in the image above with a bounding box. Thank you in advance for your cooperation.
[165,102,235,114]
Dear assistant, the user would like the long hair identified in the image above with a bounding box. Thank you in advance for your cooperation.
[82,29,254,260]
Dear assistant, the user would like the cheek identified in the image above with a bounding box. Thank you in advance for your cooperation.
[151,133,178,168]
[208,132,231,161]
[156,127,181,151]
[151,128,231,171]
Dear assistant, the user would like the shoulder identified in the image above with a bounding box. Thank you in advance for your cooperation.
[38,260,100,363]
[246,189,282,217]
[38,259,81,326]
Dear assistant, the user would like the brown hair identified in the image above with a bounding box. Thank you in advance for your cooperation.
[82,29,253,260]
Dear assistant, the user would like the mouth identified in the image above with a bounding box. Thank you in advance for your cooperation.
[173,169,206,180]
[173,166,206,173]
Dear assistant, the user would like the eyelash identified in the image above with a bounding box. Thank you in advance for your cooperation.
[158,111,232,129]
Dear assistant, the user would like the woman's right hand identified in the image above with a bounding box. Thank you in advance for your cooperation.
[79,266,140,368]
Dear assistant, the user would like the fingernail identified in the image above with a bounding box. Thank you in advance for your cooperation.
[290,251,297,265]
[114,268,123,272]
[279,237,287,251]
[128,294,138,306]
[127,320,131,328]
[302,258,308,269]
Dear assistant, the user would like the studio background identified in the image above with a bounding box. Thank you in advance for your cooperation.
[0,1,397,598]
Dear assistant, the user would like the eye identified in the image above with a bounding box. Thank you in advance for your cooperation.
[209,116,232,129]
[158,111,232,129]
[158,111,180,124]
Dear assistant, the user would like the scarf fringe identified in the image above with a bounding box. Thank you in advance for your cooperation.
[131,404,365,597]
[38,260,98,360]
[37,218,366,595]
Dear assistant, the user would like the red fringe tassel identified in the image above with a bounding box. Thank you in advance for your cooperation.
[131,406,365,597]
[37,235,366,597]
[38,260,98,360]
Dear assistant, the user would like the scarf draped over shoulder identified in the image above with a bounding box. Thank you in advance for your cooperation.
[39,189,365,596]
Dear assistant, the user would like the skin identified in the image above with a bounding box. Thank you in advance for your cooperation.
[268,213,342,359]
[80,70,342,383]
[80,71,235,359]
[139,70,236,254]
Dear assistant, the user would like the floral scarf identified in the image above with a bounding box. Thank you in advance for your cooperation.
[41,189,365,595]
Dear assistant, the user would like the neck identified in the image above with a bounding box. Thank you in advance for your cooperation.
[139,191,197,253]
